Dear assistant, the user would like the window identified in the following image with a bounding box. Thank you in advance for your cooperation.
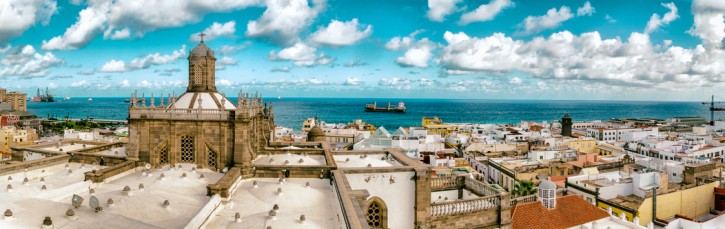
[159,146,169,164]
[193,66,202,85]
[208,149,217,168]
[180,136,195,162]
[365,199,387,228]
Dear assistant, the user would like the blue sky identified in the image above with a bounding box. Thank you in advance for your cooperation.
[1,0,725,101]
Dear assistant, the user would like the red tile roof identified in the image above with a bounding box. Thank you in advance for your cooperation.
[511,195,609,229]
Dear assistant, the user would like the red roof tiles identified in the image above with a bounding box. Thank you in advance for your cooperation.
[511,195,609,229]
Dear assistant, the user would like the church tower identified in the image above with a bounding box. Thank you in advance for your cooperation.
[187,34,217,92]
[561,113,572,137]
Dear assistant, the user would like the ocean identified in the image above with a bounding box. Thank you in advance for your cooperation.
[27,98,720,131]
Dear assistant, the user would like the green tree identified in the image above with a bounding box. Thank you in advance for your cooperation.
[512,180,538,197]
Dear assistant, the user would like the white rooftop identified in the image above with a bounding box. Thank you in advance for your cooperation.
[253,154,326,166]
[431,190,480,203]
[206,178,343,229]
[333,154,403,168]
[172,92,236,110]
[0,163,223,229]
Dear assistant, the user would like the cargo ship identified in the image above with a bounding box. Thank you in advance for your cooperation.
[365,101,406,113]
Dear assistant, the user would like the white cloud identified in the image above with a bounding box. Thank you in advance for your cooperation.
[41,0,262,50]
[100,45,186,73]
[0,0,57,43]
[378,77,413,90]
[605,15,616,23]
[576,1,595,16]
[344,58,367,67]
[310,19,372,47]
[395,39,436,68]
[215,56,238,70]
[439,30,725,89]
[120,79,130,88]
[217,79,233,87]
[246,0,325,45]
[47,82,58,89]
[0,45,63,77]
[268,42,333,67]
[645,2,678,34]
[459,0,514,25]
[70,80,89,88]
[426,0,462,22]
[509,77,522,84]
[218,42,252,55]
[690,0,725,48]
[343,77,363,85]
[190,21,236,42]
[516,6,574,35]
[270,66,290,72]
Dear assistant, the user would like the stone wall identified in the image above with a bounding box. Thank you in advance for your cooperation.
[83,160,138,183]
[427,209,500,229]
[207,166,241,198]
[0,155,69,176]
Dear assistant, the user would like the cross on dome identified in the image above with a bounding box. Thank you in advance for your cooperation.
[198,33,206,43]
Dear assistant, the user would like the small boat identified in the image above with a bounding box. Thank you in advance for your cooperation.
[87,98,93,101]
[124,98,131,103]
[63,96,70,101]
[278,96,282,100]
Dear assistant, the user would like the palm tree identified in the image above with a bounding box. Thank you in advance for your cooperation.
[512,180,538,197]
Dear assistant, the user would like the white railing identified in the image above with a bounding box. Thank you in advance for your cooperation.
[129,108,232,120]
[430,195,500,217]
[430,176,459,190]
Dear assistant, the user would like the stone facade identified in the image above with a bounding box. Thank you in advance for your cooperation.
[127,41,274,173]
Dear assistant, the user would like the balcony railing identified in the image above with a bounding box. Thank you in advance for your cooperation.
[430,195,500,217]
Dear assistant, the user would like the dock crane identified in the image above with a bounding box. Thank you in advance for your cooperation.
[703,95,725,125]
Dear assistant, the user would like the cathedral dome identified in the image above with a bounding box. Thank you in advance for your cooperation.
[307,125,325,142]
[189,42,215,59]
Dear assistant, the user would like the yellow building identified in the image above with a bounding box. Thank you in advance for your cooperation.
[596,181,720,226]
[596,142,624,156]
[565,139,596,154]
[422,117,458,137]
[0,126,36,160]
[0,88,27,112]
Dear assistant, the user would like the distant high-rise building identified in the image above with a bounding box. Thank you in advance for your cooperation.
[562,113,572,137]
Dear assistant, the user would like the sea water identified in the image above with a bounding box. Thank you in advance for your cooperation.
[27,98,718,131]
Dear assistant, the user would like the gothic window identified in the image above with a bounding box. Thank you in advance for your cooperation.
[180,136,195,162]
[193,66,202,85]
[208,149,217,168]
[365,198,386,228]
[159,146,169,164]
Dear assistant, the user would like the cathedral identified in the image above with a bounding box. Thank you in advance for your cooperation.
[126,39,274,176]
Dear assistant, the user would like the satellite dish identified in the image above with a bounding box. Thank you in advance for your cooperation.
[145,163,151,170]
[89,196,101,212]
[72,194,84,208]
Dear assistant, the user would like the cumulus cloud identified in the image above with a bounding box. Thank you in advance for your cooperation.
[310,19,372,47]
[516,6,574,36]
[690,0,725,48]
[158,67,181,76]
[395,39,436,68]
[246,0,325,45]
[0,0,57,43]
[576,1,595,16]
[644,2,678,34]
[215,56,238,70]
[100,45,186,73]
[426,0,462,22]
[190,21,236,42]
[0,45,63,77]
[439,30,725,89]
[605,15,616,23]
[378,77,413,90]
[217,79,234,87]
[268,42,333,67]
[41,0,262,50]
[509,77,522,84]
[70,80,89,88]
[459,0,514,25]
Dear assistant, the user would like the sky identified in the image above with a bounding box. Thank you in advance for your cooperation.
[1,0,725,101]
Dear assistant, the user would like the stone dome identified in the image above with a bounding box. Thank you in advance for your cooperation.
[189,42,215,59]
[307,125,325,142]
